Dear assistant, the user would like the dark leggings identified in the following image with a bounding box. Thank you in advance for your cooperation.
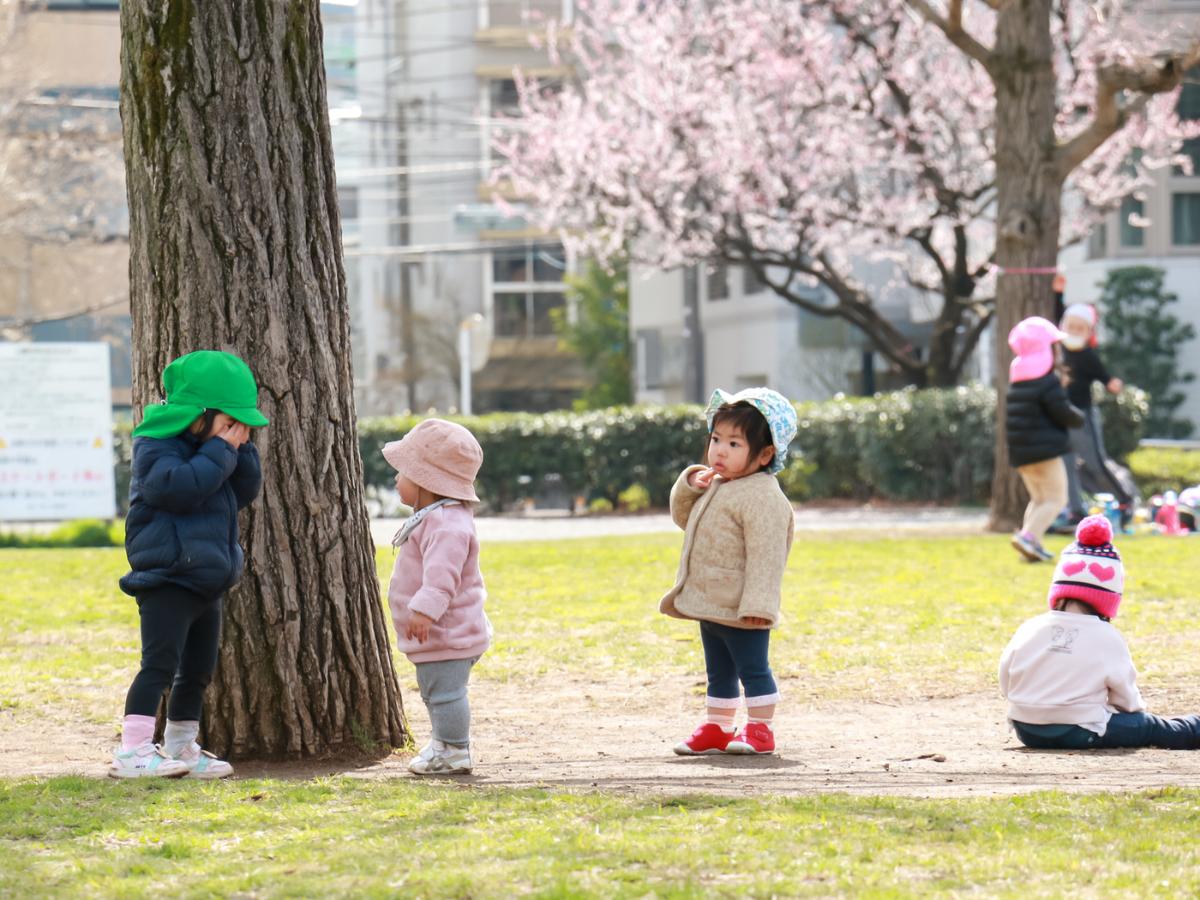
[1014,712,1200,750]
[699,620,777,701]
[124,586,223,721]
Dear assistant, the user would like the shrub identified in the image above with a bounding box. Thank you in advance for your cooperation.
[1127,446,1200,498]
[110,385,1151,510]
[0,519,122,548]
[617,484,651,513]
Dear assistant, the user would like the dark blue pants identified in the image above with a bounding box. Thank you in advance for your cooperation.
[1014,713,1200,750]
[124,586,223,721]
[699,620,777,705]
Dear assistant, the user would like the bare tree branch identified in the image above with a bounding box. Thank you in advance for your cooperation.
[1057,41,1200,176]
[0,293,126,330]
[950,304,993,374]
[906,0,996,74]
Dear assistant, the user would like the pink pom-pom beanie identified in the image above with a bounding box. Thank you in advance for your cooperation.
[1047,515,1125,619]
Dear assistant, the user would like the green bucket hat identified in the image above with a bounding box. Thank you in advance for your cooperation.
[133,350,270,439]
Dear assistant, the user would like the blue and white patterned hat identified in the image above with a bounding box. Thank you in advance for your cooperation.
[704,387,798,475]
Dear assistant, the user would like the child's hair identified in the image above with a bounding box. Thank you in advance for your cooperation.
[703,401,774,471]
[1052,597,1109,622]
[191,409,221,439]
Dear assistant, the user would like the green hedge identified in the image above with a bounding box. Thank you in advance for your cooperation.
[358,406,708,511]
[0,519,124,548]
[1127,446,1200,497]
[111,385,1151,511]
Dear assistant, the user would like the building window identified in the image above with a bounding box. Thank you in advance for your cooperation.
[1174,68,1200,176]
[483,0,572,28]
[491,244,568,337]
[1172,193,1200,245]
[635,329,663,390]
[488,78,521,118]
[743,264,768,296]
[706,263,729,301]
[1118,195,1145,247]
[1086,222,1108,260]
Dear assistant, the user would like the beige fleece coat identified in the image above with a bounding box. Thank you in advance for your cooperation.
[659,465,795,628]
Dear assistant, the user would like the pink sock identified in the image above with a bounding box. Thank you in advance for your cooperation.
[121,714,156,751]
[705,708,737,732]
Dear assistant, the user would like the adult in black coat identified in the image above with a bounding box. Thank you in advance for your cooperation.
[1006,317,1084,562]
[1060,304,1133,520]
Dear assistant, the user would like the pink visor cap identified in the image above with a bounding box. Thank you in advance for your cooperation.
[1009,316,1068,382]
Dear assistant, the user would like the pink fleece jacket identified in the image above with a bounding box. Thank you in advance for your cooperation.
[387,503,491,664]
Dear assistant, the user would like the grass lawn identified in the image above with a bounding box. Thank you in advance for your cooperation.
[2,778,1200,897]
[1,530,1198,896]
[2,531,1193,725]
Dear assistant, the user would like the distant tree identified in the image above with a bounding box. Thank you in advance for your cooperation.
[496,0,1200,528]
[1099,266,1196,438]
[552,260,632,410]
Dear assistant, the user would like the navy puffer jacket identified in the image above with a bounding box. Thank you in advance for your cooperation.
[1005,372,1084,468]
[119,433,263,598]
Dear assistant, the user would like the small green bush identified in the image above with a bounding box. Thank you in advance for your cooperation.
[617,483,651,513]
[1128,446,1200,497]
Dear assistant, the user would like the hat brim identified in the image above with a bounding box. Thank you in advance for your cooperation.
[705,388,796,475]
[221,406,269,427]
[382,439,480,503]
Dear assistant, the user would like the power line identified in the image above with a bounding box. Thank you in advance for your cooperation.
[344,237,562,257]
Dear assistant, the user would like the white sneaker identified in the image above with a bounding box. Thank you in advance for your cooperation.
[171,741,234,780]
[109,741,190,779]
[408,739,472,775]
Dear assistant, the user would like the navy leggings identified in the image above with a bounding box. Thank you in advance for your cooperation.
[699,620,778,704]
[124,586,223,721]
[1014,712,1200,750]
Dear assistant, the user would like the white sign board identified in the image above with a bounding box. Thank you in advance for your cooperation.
[0,342,116,521]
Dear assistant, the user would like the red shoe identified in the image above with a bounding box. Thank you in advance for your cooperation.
[726,722,775,755]
[673,723,735,756]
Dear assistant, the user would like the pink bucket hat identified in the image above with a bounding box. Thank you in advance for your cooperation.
[382,419,482,503]
[1047,516,1124,619]
[1008,316,1068,383]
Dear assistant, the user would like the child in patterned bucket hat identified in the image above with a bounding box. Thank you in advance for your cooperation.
[661,387,798,757]
[1000,515,1200,750]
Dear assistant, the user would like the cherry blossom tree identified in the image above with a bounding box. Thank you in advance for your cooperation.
[495,0,1198,525]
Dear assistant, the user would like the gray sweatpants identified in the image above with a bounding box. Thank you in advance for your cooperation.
[415,657,476,748]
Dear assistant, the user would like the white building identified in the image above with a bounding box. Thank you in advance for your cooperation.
[630,261,938,405]
[345,0,585,415]
[1059,65,1200,433]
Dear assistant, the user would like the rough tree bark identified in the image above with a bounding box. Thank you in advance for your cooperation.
[119,0,407,758]
[987,0,1062,531]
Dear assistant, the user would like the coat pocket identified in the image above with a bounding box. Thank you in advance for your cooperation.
[693,561,746,604]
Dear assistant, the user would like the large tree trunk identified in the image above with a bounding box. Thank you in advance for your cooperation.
[120,1,407,758]
[987,1,1063,532]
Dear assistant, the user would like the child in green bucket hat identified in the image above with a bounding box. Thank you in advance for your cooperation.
[111,351,268,780]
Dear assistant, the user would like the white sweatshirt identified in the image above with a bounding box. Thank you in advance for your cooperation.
[998,610,1145,735]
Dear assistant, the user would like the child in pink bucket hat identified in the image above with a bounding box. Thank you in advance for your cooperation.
[999,515,1200,750]
[1005,316,1084,562]
[381,419,490,775]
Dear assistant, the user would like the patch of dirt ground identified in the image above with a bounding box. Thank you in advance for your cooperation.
[4,674,1200,797]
